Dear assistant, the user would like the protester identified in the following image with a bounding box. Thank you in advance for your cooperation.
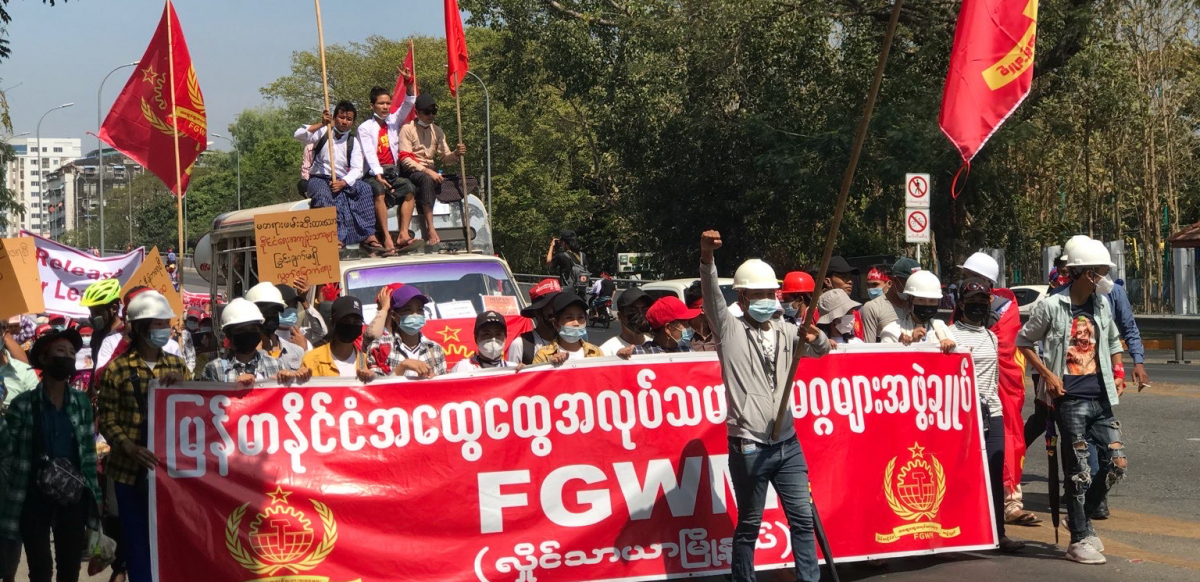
[178,308,201,375]
[359,69,419,251]
[507,279,562,365]
[1017,239,1126,565]
[699,231,828,582]
[295,102,386,252]
[860,257,919,343]
[865,266,889,300]
[546,231,589,296]
[451,311,514,372]
[815,288,861,345]
[628,296,700,355]
[245,282,305,371]
[531,292,604,364]
[300,296,374,381]
[683,282,717,352]
[880,270,955,352]
[97,290,189,582]
[203,299,306,386]
[951,277,1025,553]
[95,286,184,374]
[191,313,218,375]
[822,255,858,295]
[598,287,651,356]
[368,285,446,378]
[397,93,467,246]
[0,328,102,582]
[80,278,124,370]
[0,319,37,408]
[780,271,815,325]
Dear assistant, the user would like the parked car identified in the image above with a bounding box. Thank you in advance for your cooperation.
[640,277,742,315]
[1011,284,1049,317]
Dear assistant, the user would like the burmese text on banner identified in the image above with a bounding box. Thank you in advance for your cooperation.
[151,348,996,582]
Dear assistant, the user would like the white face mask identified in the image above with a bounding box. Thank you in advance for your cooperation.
[416,119,431,128]
[835,315,855,336]
[1095,273,1115,295]
[477,338,505,361]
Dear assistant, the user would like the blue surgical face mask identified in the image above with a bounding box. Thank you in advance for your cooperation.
[868,287,884,300]
[747,299,779,323]
[678,326,694,348]
[782,303,799,318]
[146,328,172,349]
[279,308,299,329]
[398,314,426,336]
[559,324,588,342]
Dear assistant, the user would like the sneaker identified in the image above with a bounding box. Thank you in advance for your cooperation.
[1066,540,1106,565]
[999,537,1026,553]
[1082,535,1105,553]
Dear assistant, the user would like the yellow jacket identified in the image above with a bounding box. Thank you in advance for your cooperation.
[301,343,370,377]
[532,341,604,363]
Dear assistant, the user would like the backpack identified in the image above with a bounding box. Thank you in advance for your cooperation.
[519,331,538,365]
[559,251,591,293]
[313,130,356,172]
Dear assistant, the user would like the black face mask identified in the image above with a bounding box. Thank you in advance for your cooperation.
[625,310,651,334]
[44,356,76,381]
[230,331,262,354]
[335,322,362,343]
[261,313,281,334]
[962,303,990,325]
[913,305,939,323]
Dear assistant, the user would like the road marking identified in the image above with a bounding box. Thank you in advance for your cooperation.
[1189,438,1200,442]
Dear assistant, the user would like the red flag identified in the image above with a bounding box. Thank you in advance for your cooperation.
[939,0,1037,164]
[444,0,469,96]
[390,43,419,124]
[98,1,207,197]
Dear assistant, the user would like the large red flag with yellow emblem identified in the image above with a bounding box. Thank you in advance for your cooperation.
[939,0,1037,164]
[98,1,206,197]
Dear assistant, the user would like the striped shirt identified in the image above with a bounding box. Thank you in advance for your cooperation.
[952,321,1003,417]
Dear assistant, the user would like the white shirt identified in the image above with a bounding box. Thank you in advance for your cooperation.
[356,95,417,176]
[599,334,650,357]
[880,317,952,344]
[451,357,512,374]
[95,332,181,372]
[293,125,365,185]
[333,350,359,378]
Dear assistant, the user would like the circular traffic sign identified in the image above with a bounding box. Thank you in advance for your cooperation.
[908,210,928,233]
[907,175,929,199]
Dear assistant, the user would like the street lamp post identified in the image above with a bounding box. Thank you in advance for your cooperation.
[97,62,138,256]
[464,70,492,224]
[212,133,241,209]
[37,103,74,238]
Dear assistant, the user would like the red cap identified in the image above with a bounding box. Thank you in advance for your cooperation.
[77,326,94,335]
[867,267,888,283]
[645,296,702,330]
[35,323,51,337]
[48,313,67,323]
[688,297,703,311]
[529,278,562,301]
[782,271,815,294]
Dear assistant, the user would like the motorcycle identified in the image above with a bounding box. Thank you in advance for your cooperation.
[588,295,613,328]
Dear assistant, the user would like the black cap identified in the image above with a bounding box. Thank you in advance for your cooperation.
[415,93,437,112]
[827,256,859,275]
[520,290,561,318]
[552,292,587,315]
[474,311,507,333]
[275,283,299,306]
[330,296,363,325]
[617,287,651,310]
[29,328,83,369]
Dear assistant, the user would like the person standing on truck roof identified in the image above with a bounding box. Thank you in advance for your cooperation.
[358,66,418,252]
[295,101,389,255]
[507,279,562,365]
[397,93,467,247]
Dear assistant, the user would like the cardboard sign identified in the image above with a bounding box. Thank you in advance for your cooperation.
[0,238,45,319]
[122,247,185,321]
[254,207,340,286]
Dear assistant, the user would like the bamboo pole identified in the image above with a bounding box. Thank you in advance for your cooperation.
[454,90,472,252]
[314,0,336,182]
[167,0,184,257]
[410,38,419,94]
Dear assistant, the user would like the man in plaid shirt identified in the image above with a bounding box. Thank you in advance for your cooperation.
[628,296,701,356]
[368,285,446,378]
[202,299,308,386]
[97,291,189,582]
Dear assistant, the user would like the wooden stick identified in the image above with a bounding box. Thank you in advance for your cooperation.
[314,0,336,182]
[410,38,419,94]
[166,0,184,257]
[771,0,907,442]
[454,90,472,252]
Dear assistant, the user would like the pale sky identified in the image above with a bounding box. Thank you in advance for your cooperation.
[1,0,446,151]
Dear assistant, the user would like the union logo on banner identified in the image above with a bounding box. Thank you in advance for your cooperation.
[224,486,359,582]
[875,442,962,543]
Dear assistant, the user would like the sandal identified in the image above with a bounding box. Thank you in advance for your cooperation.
[1005,510,1042,526]
[360,240,393,257]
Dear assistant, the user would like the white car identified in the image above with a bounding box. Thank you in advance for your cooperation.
[1011,284,1049,317]
[639,277,741,315]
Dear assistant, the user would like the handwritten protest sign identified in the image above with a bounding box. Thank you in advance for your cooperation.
[122,247,184,322]
[253,207,340,286]
[0,238,45,319]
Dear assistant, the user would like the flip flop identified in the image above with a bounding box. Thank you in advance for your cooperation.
[361,240,394,257]
[1005,510,1042,526]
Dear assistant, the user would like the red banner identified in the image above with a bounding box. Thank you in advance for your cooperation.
[151,347,996,582]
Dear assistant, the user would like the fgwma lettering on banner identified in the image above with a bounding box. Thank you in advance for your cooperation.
[151,346,996,582]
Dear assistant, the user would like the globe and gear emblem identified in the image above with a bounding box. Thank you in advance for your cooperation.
[225,485,340,578]
[248,505,315,564]
[874,441,961,544]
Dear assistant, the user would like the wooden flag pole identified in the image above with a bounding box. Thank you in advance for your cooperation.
[454,89,472,252]
[771,0,906,444]
[314,0,336,183]
[410,38,419,94]
[166,0,184,257]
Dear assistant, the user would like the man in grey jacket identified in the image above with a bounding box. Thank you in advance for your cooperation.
[700,230,830,582]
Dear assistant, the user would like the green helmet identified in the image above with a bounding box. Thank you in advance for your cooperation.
[80,278,122,307]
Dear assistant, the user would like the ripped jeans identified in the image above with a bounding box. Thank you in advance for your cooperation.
[1055,397,1126,543]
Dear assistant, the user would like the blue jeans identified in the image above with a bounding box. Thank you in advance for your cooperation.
[115,482,153,582]
[727,435,818,582]
[1054,398,1125,543]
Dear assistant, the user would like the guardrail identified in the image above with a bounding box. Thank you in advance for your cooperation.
[513,273,653,290]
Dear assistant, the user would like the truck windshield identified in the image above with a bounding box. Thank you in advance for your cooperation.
[344,261,522,320]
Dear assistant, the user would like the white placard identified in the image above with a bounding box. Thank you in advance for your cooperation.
[437,299,478,319]
[905,208,931,243]
[905,173,931,208]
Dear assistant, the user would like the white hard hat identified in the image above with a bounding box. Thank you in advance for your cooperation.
[1066,239,1115,269]
[904,270,944,300]
[245,282,285,307]
[732,259,779,290]
[221,298,264,329]
[958,252,999,284]
[1060,234,1092,261]
[126,290,175,321]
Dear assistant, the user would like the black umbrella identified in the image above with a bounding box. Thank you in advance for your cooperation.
[1046,410,1061,545]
